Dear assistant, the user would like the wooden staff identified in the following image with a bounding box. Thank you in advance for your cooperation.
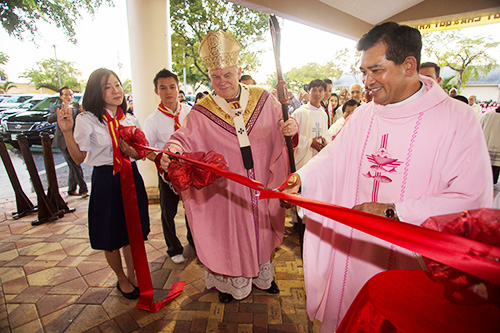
[269,15,305,252]
[269,15,296,173]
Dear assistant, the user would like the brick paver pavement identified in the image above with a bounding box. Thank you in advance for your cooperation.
[0,191,322,332]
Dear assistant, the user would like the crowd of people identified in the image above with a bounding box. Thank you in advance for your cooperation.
[51,20,498,332]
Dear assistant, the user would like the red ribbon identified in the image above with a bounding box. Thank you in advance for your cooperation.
[126,141,500,286]
[106,114,184,312]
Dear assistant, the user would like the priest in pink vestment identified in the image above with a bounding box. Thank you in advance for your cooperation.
[160,30,298,303]
[282,22,493,332]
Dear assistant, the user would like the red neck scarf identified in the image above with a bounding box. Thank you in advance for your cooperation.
[158,103,181,131]
[102,107,126,175]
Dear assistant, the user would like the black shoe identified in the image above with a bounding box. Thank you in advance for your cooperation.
[117,282,140,299]
[218,291,234,303]
[262,280,280,294]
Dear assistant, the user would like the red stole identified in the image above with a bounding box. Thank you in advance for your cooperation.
[158,103,181,131]
[102,107,126,175]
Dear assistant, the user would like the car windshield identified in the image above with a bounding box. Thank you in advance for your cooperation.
[3,95,32,103]
[30,97,62,111]
[19,98,44,110]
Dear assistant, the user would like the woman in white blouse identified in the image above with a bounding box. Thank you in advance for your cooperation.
[57,68,150,300]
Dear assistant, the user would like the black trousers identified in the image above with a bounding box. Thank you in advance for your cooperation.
[158,174,194,256]
[62,148,87,194]
[493,165,500,184]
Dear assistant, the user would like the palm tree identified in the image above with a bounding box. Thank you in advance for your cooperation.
[1,81,17,93]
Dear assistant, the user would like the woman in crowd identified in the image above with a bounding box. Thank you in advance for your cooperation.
[57,68,150,300]
[328,93,341,124]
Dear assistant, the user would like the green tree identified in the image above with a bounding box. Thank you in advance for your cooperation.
[170,0,269,86]
[423,31,500,90]
[1,81,17,93]
[21,58,81,91]
[122,79,132,94]
[0,51,8,79]
[0,0,113,43]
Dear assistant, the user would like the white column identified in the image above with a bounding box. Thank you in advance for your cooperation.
[126,0,172,187]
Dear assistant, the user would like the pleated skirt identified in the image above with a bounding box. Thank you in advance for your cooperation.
[88,162,150,251]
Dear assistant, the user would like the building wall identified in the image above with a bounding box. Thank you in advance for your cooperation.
[0,82,57,95]
[461,85,500,102]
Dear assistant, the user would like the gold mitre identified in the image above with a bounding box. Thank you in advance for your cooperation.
[199,30,241,71]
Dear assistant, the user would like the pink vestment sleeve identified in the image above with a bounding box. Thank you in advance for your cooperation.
[396,108,493,223]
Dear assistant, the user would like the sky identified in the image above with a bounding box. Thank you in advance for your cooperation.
[1,2,500,89]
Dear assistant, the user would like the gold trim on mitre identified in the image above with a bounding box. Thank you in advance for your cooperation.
[199,30,241,71]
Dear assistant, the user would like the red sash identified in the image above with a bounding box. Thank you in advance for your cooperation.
[103,107,184,312]
[102,108,126,175]
[158,103,181,131]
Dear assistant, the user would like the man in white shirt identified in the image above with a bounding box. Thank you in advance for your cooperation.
[292,79,329,169]
[144,69,194,264]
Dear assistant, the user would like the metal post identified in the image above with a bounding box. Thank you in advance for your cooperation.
[53,45,62,89]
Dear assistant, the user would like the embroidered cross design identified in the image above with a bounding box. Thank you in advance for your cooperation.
[363,134,402,201]
[235,111,242,116]
[238,128,245,134]
[312,122,322,138]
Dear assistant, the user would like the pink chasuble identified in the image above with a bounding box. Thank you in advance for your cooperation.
[297,76,493,332]
[166,87,290,278]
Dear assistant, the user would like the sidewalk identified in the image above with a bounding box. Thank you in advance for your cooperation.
[0,191,320,332]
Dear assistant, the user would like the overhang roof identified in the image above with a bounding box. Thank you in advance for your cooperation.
[227,0,500,39]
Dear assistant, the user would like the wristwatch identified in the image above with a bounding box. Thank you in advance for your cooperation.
[384,204,398,219]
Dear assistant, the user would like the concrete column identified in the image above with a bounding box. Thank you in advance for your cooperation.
[126,0,172,188]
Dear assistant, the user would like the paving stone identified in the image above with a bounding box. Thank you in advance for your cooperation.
[1,276,28,295]
[76,287,112,305]
[173,320,191,332]
[56,255,87,267]
[268,323,300,332]
[65,304,110,333]
[239,303,267,313]
[36,294,80,317]
[189,318,208,332]
[223,311,252,324]
[6,303,38,328]
[253,312,268,330]
[47,276,89,295]
[23,260,60,275]
[0,267,24,283]
[40,304,86,332]
[0,249,17,261]
[267,303,282,325]
[27,266,81,286]
[113,311,140,332]
[0,201,313,332]
[137,319,176,331]
[208,302,224,321]
[8,286,51,304]
[3,255,35,267]
[11,318,43,333]
[237,323,253,333]
[97,319,122,333]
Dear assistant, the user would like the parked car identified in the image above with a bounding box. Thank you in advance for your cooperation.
[0,95,12,103]
[0,94,36,111]
[0,94,83,149]
[0,95,51,120]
